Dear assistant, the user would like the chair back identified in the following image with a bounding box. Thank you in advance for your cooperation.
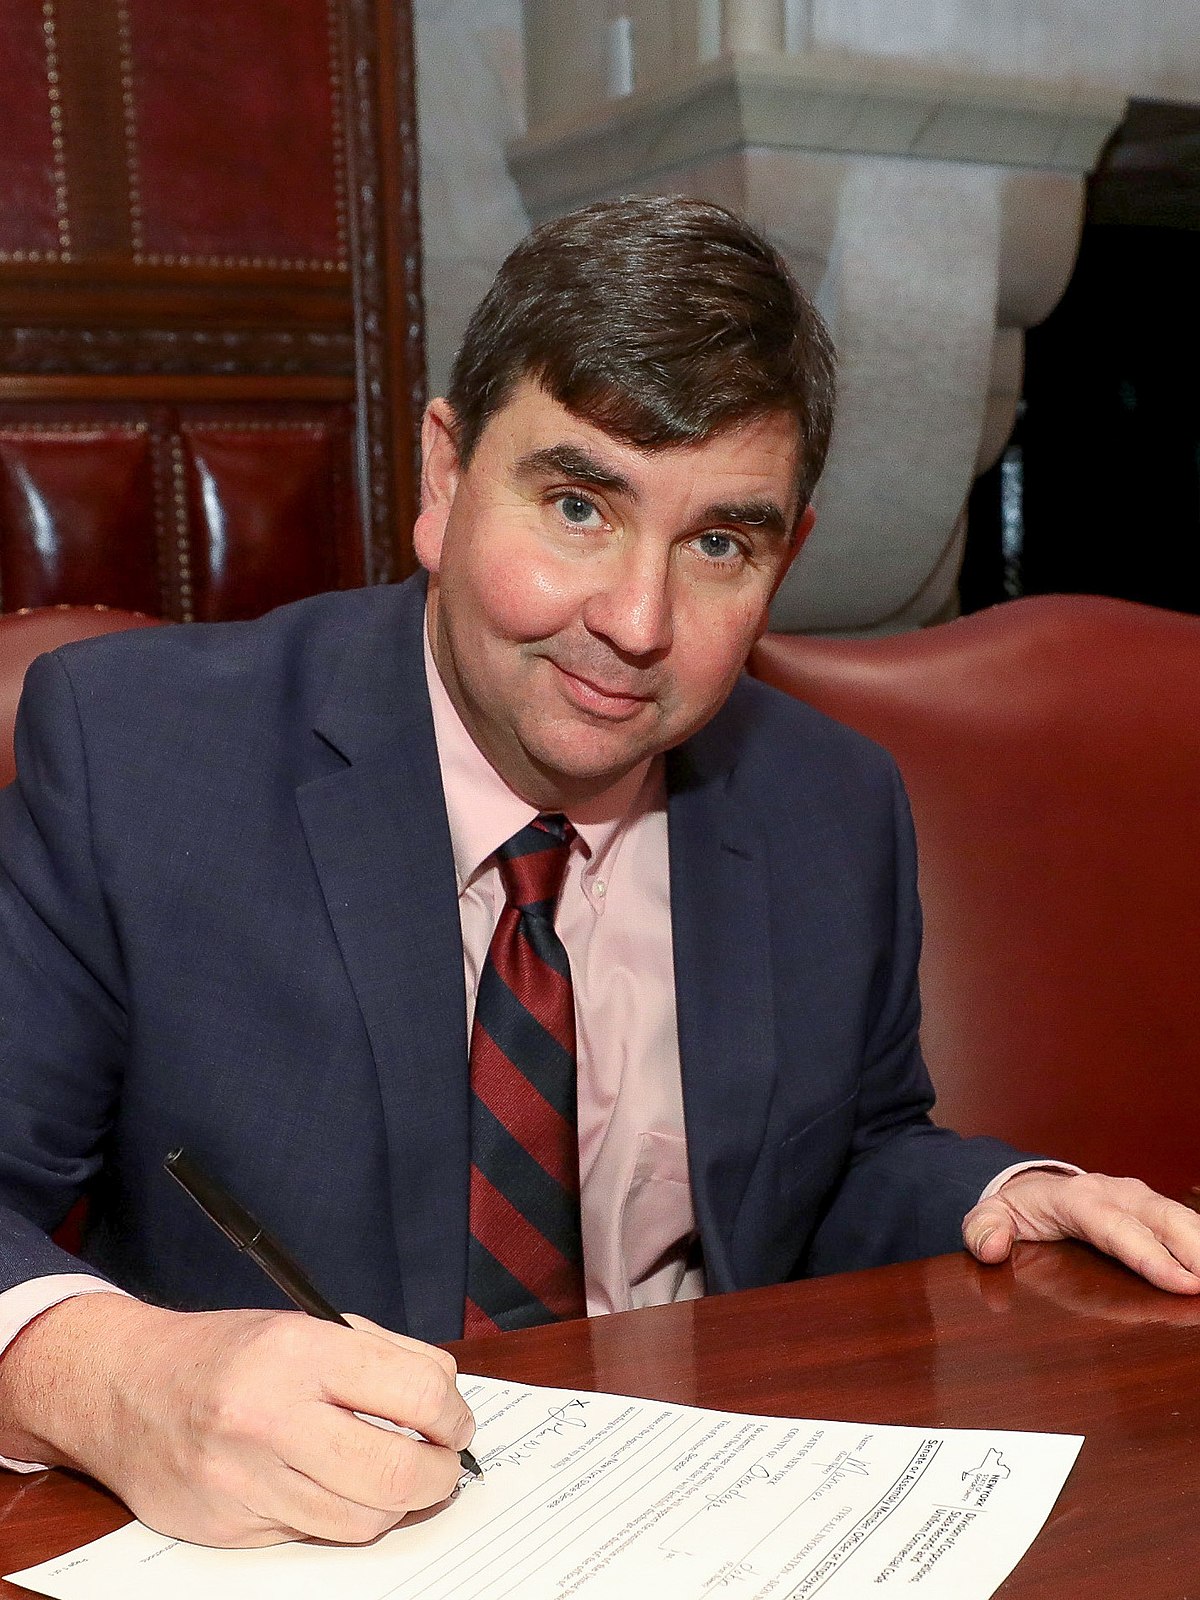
[0,606,162,785]
[750,596,1200,1199]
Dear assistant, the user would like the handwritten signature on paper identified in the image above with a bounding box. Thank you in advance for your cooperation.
[703,1557,761,1589]
[704,1461,773,1510]
[491,1398,593,1468]
[810,1450,871,1499]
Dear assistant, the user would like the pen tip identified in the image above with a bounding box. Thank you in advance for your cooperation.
[460,1448,483,1478]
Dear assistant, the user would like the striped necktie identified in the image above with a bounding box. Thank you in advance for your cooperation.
[463,813,586,1335]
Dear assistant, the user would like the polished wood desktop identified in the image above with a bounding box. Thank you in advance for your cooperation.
[3,1243,1198,1598]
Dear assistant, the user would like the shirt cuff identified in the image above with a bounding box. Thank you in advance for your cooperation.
[979,1159,1084,1203]
[0,1275,129,1473]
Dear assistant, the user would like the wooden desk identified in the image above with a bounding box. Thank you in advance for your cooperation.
[4,1243,1199,1598]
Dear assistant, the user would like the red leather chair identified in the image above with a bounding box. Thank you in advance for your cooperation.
[750,595,1200,1200]
[0,605,162,786]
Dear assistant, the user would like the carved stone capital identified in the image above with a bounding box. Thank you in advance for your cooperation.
[508,50,1124,632]
[510,51,1124,220]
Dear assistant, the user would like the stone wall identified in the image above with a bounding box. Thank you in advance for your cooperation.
[414,1,1199,631]
[412,0,529,395]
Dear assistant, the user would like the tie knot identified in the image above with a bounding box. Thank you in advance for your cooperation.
[495,814,574,915]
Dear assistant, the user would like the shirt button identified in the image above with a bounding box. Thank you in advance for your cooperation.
[593,879,607,898]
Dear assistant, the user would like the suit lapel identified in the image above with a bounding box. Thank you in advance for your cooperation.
[667,686,778,1294]
[294,597,781,1326]
[295,580,470,1342]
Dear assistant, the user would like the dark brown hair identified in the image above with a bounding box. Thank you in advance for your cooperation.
[447,195,836,509]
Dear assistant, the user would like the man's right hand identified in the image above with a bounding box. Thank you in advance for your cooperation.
[0,1292,475,1547]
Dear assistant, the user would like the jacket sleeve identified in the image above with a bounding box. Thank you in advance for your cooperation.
[800,763,1029,1274]
[0,650,127,1291]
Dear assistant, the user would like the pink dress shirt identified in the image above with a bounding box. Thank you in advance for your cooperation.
[424,624,702,1317]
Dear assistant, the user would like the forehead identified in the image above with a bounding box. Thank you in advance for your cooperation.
[469,380,803,517]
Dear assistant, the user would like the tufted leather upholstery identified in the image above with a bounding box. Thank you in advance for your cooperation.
[750,595,1200,1200]
[0,415,361,623]
[0,605,163,788]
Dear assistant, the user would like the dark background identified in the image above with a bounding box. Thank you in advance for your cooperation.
[961,101,1200,616]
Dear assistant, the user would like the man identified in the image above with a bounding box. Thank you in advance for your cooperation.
[0,197,1196,1549]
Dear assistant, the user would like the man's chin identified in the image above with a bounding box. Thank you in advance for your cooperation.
[515,727,663,806]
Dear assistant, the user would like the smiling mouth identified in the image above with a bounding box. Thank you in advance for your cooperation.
[552,663,654,719]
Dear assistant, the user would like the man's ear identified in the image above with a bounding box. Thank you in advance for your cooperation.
[412,398,462,575]
[766,503,817,606]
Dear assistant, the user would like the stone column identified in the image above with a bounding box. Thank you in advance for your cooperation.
[724,0,784,54]
[510,25,1125,630]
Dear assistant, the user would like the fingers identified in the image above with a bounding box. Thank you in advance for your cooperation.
[964,1170,1200,1296]
[201,1316,472,1537]
[1057,1180,1200,1294]
[286,1407,461,1522]
[318,1324,474,1456]
[1105,1217,1200,1294]
[342,1313,460,1375]
[152,1454,423,1550]
[962,1199,1017,1264]
[1150,1195,1200,1280]
[34,1302,478,1547]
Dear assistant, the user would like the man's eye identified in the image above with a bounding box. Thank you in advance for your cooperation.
[555,494,602,527]
[694,532,741,563]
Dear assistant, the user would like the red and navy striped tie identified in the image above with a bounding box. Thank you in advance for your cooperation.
[463,813,586,1335]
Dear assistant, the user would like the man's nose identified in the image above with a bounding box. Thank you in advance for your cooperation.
[582,550,674,659]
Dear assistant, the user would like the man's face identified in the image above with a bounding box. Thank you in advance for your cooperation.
[414,379,810,809]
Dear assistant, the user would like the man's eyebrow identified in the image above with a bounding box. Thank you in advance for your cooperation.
[515,447,792,535]
[703,499,791,539]
[514,444,635,497]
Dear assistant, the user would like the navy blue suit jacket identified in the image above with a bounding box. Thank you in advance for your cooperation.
[0,576,1017,1341]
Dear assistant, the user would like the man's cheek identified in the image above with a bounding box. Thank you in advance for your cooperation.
[488,567,580,644]
[682,611,761,692]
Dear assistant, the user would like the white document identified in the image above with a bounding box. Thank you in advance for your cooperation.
[8,1374,1082,1600]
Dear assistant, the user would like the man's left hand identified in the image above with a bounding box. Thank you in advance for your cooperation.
[963,1170,1200,1293]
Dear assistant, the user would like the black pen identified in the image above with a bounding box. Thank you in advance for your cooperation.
[163,1148,482,1479]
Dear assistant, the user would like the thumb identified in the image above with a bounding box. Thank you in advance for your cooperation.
[963,1199,1018,1264]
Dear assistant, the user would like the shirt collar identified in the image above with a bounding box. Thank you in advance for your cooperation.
[422,606,662,893]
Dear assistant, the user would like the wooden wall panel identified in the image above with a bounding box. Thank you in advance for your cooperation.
[122,0,348,268]
[0,0,424,618]
[0,0,68,260]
